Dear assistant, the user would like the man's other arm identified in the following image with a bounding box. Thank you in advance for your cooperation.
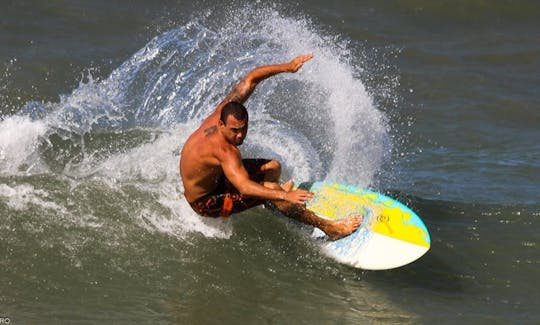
[220,146,313,205]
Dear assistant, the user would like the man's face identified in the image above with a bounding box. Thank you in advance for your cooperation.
[219,115,248,146]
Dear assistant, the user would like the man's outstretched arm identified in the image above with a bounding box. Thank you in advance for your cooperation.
[224,53,313,104]
[205,54,313,123]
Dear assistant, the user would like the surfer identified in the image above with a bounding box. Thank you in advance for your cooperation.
[179,54,362,240]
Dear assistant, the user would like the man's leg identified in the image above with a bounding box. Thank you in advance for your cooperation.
[256,160,296,192]
[252,159,362,240]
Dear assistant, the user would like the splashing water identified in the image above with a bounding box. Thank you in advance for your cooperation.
[0,5,389,239]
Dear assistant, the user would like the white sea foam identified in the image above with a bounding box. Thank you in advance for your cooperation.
[0,183,66,213]
[0,115,49,174]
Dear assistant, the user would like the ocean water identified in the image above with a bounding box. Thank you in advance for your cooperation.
[1,0,539,324]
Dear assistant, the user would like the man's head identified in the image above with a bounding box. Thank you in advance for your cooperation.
[219,101,249,146]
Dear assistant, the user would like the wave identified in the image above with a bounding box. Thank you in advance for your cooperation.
[0,3,390,238]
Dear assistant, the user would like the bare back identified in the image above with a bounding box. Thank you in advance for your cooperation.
[180,117,234,202]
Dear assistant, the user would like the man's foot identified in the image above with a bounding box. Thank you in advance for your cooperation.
[321,214,363,240]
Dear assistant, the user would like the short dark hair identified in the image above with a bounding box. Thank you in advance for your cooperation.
[220,101,248,124]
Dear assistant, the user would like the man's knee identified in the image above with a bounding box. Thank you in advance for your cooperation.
[262,160,281,180]
[263,160,281,172]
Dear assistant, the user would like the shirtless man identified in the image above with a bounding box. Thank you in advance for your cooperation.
[180,54,361,240]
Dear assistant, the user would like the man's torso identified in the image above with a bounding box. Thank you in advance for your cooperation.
[180,120,229,203]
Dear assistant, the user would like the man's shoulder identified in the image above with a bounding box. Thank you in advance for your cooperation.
[187,129,238,157]
[216,140,240,157]
[186,123,214,144]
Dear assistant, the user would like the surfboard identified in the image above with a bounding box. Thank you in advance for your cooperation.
[296,181,431,270]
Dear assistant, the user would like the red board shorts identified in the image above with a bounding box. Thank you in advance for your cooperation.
[188,159,270,218]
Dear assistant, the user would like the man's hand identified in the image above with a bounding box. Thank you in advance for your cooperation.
[288,53,313,73]
[283,189,315,205]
